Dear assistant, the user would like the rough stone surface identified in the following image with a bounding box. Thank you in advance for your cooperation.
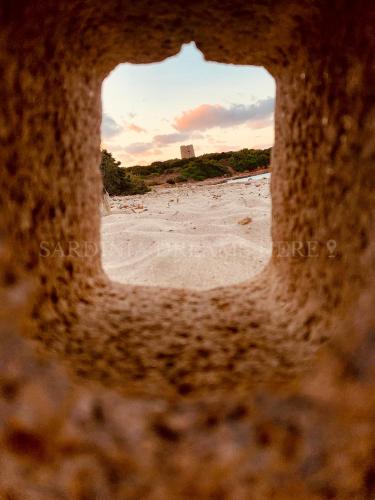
[0,0,374,497]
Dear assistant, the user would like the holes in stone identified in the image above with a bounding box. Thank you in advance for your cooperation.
[48,206,56,219]
[227,404,247,420]
[303,331,311,341]
[152,420,181,442]
[177,383,193,396]
[11,186,26,205]
[0,379,20,401]
[205,414,219,427]
[32,198,45,221]
[254,423,272,447]
[91,401,105,423]
[58,199,66,215]
[100,42,274,291]
[249,322,260,328]
[3,269,17,286]
[50,287,58,304]
[64,261,74,277]
[6,158,17,176]
[196,348,210,358]
[5,427,47,461]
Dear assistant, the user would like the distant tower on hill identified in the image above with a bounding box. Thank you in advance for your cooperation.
[180,144,195,159]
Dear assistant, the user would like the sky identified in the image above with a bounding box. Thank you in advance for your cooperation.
[101,43,275,166]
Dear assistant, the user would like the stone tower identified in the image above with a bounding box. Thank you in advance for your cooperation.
[180,144,195,159]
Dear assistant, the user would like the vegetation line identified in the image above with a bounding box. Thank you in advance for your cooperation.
[100,148,272,196]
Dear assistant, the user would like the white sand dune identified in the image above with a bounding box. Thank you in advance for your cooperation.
[101,178,271,290]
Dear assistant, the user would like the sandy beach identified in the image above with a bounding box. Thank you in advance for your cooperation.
[101,177,271,290]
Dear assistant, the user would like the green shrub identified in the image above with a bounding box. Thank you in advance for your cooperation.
[178,160,229,181]
[121,147,271,181]
[229,148,271,172]
[100,150,150,196]
[175,175,188,183]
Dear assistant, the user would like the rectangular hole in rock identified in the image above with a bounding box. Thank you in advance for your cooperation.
[100,42,275,290]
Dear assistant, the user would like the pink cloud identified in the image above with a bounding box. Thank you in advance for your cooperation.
[124,142,153,154]
[153,132,189,145]
[127,123,146,133]
[101,114,146,137]
[248,119,273,130]
[174,98,274,132]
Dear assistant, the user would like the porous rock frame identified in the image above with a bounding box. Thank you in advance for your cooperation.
[0,1,374,497]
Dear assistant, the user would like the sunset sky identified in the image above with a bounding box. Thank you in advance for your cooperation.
[101,43,275,166]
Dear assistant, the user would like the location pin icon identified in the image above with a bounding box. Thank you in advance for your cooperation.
[326,239,337,258]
